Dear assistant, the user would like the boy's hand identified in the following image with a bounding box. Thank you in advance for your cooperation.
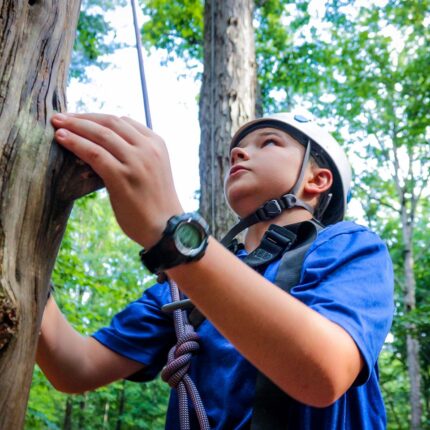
[51,113,183,248]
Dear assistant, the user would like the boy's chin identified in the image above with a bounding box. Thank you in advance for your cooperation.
[228,201,268,219]
[226,203,251,219]
[226,188,283,218]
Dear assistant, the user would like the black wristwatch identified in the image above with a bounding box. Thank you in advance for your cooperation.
[139,213,209,274]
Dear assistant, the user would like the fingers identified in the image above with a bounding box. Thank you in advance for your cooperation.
[51,112,168,189]
[54,127,121,180]
[52,114,138,162]
[66,113,154,145]
[120,116,152,135]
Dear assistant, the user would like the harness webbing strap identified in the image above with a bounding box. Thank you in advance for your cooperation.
[250,219,323,430]
[164,224,299,327]
[162,224,297,319]
[241,224,296,270]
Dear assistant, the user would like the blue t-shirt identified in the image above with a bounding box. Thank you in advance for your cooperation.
[93,221,394,429]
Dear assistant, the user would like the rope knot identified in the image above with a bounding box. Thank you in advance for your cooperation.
[161,327,201,388]
[163,279,211,429]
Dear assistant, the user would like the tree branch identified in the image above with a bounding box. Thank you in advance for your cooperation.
[54,150,105,202]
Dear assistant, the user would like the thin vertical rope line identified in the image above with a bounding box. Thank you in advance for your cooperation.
[131,0,152,129]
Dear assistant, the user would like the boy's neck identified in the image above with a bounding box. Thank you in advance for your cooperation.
[244,208,312,252]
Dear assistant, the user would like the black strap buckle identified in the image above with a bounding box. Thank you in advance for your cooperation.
[281,194,297,209]
[256,199,283,221]
[243,225,296,270]
[264,225,296,250]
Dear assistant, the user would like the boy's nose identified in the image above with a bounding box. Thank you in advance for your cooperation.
[230,146,249,165]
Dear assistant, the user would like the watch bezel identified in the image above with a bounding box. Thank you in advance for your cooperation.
[173,218,208,258]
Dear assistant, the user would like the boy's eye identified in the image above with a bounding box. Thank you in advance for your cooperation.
[262,139,276,147]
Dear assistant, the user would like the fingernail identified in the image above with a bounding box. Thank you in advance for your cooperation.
[56,129,67,139]
[53,113,67,121]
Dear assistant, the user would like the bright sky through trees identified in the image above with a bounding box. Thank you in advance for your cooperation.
[66,1,387,223]
[67,4,201,212]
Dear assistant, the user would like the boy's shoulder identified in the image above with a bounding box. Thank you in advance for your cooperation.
[308,220,386,256]
[316,220,379,241]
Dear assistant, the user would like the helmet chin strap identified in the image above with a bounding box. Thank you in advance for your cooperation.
[221,140,314,247]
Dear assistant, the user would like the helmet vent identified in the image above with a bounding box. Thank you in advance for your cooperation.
[294,114,311,123]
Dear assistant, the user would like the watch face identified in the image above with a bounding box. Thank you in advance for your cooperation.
[175,222,204,256]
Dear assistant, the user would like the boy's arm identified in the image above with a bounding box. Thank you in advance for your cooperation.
[167,239,364,408]
[37,297,145,394]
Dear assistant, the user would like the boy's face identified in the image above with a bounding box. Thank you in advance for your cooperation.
[225,127,306,218]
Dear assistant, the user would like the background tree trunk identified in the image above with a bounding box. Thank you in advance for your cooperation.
[392,141,423,429]
[0,1,102,428]
[402,220,422,429]
[78,393,87,429]
[63,396,73,430]
[199,0,256,239]
[116,380,126,430]
[103,400,110,429]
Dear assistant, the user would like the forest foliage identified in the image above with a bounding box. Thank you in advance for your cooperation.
[26,194,170,429]
[25,0,429,429]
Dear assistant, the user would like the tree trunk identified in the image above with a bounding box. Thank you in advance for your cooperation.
[78,393,87,430]
[402,219,422,429]
[63,396,73,430]
[199,0,256,239]
[407,334,422,429]
[103,400,110,429]
[0,1,103,428]
[391,138,422,429]
[116,380,126,430]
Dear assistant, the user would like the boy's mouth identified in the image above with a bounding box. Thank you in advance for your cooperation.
[229,165,249,176]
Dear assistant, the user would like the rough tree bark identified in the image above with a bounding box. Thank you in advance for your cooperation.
[199,0,256,239]
[0,1,102,428]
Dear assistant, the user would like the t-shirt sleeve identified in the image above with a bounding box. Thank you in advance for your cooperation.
[291,224,394,385]
[92,281,176,382]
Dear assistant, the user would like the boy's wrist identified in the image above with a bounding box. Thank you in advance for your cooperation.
[140,213,209,274]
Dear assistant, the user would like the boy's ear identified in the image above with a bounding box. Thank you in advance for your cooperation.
[303,167,333,196]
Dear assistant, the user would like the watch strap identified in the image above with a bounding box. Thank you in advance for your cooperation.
[139,242,186,273]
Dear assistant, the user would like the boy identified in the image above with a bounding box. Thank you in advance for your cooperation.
[38,111,394,429]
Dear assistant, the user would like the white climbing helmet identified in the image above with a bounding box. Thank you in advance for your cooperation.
[230,111,352,225]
